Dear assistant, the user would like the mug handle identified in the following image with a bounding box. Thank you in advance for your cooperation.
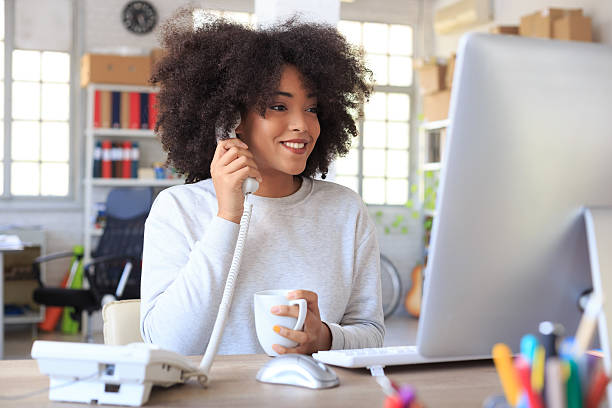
[289,299,307,331]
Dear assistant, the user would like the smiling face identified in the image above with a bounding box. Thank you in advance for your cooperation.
[236,65,320,179]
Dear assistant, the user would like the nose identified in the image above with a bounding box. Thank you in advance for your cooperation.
[289,111,307,133]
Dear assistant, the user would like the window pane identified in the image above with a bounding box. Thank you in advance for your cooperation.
[336,148,359,176]
[363,148,385,177]
[363,120,386,148]
[13,50,41,81]
[41,122,69,162]
[0,164,3,195]
[363,177,385,204]
[42,52,70,82]
[389,25,413,55]
[363,23,388,54]
[386,150,409,178]
[386,179,408,205]
[11,121,40,161]
[0,121,3,159]
[42,83,70,120]
[387,122,409,149]
[338,20,361,46]
[366,54,388,86]
[12,81,41,120]
[41,162,69,196]
[0,83,4,119]
[335,175,359,194]
[389,56,413,87]
[387,93,410,121]
[11,161,40,195]
[364,92,386,120]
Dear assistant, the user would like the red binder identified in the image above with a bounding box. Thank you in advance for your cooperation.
[149,93,158,129]
[122,141,132,178]
[93,90,101,128]
[101,140,112,178]
[129,92,141,129]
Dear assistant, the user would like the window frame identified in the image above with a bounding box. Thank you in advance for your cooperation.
[335,19,417,207]
[0,0,80,210]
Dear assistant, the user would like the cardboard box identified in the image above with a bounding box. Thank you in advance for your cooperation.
[519,8,583,39]
[423,89,451,122]
[445,53,456,89]
[553,13,592,42]
[81,54,151,87]
[150,48,166,71]
[415,59,447,95]
[489,25,519,35]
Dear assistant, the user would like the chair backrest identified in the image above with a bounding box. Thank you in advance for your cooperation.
[91,187,153,300]
[102,299,143,345]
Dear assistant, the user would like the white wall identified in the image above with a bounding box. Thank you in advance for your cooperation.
[434,0,612,57]
[3,0,433,318]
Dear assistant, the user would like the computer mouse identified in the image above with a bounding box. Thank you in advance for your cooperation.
[256,354,340,389]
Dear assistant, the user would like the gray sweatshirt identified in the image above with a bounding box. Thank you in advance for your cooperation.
[140,177,384,355]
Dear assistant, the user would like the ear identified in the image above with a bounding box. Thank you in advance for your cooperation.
[234,116,244,138]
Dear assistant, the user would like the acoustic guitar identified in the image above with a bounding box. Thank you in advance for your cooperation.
[404,263,424,318]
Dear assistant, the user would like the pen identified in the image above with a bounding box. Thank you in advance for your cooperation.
[515,355,544,408]
[521,334,539,364]
[540,321,564,358]
[586,369,610,408]
[574,293,602,356]
[492,343,521,406]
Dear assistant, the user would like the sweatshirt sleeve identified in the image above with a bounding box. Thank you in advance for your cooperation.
[324,209,385,350]
[139,190,240,355]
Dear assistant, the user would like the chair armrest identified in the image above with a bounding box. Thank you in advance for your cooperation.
[32,251,79,287]
[83,254,141,302]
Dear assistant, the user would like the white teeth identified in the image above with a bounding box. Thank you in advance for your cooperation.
[283,142,305,149]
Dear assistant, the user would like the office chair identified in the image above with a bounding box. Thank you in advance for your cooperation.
[32,187,153,342]
[102,299,143,345]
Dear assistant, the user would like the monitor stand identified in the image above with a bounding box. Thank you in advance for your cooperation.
[584,207,612,404]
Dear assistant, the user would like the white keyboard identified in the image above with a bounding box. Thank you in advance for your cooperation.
[312,346,490,368]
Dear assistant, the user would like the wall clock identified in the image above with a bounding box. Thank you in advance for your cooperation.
[122,1,157,35]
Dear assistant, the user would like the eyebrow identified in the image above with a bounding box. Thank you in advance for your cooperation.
[275,91,317,99]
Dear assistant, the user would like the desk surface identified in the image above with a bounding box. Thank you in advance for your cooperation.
[0,354,502,407]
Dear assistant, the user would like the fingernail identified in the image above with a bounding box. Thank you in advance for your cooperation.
[271,306,279,313]
[273,325,281,334]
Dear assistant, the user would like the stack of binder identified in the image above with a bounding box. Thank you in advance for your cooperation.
[93,90,158,129]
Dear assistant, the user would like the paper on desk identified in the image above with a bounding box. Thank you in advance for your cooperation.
[0,234,24,250]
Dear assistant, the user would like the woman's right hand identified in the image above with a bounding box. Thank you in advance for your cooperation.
[211,138,263,224]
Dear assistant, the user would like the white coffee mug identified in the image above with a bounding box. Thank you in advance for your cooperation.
[254,289,307,356]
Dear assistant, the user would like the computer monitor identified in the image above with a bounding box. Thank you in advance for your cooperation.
[416,33,612,358]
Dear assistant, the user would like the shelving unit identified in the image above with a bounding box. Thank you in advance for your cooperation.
[83,84,184,263]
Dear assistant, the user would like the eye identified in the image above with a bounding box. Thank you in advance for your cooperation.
[306,106,318,114]
[269,104,286,111]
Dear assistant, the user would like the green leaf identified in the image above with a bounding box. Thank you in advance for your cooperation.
[410,184,418,193]
[401,226,409,234]
[404,200,413,209]
[384,226,390,234]
[411,210,420,219]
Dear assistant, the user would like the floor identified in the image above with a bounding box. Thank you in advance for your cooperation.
[3,314,419,360]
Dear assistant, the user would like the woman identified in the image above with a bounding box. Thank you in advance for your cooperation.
[141,10,384,355]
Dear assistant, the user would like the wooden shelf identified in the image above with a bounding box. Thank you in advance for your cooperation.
[90,128,156,138]
[87,178,184,187]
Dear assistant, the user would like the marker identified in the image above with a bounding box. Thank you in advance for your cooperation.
[515,356,544,408]
[545,357,565,408]
[566,357,583,408]
[492,343,521,406]
[520,334,539,364]
[585,369,610,408]
[539,321,564,358]
[531,345,546,394]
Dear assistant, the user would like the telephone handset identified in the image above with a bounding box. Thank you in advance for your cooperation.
[226,116,259,195]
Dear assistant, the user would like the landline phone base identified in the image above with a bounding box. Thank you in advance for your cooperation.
[31,340,204,407]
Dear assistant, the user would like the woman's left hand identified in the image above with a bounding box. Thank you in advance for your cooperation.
[270,290,332,355]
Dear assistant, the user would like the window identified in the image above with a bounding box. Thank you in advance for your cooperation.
[336,21,414,205]
[0,0,4,195]
[10,49,70,196]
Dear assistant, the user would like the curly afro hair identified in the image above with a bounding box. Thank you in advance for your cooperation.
[151,9,372,183]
